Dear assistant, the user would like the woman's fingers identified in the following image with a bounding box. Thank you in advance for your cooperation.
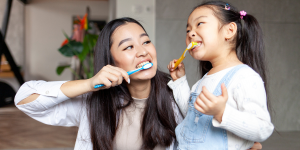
[93,65,130,90]
[101,76,113,88]
[107,65,129,84]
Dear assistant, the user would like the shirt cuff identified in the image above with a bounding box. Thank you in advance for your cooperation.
[212,104,234,128]
[168,75,187,90]
[34,81,68,97]
[17,81,70,110]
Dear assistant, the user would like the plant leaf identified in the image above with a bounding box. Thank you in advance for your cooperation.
[59,40,83,57]
[56,65,71,75]
[63,31,71,41]
[78,34,98,61]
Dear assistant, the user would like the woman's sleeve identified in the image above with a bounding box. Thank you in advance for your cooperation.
[212,74,274,142]
[15,80,83,127]
[168,75,190,117]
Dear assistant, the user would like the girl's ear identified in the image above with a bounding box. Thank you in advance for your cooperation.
[224,22,237,41]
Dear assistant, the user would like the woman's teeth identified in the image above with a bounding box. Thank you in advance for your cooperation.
[136,61,150,68]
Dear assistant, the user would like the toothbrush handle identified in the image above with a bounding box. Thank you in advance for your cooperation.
[174,48,188,69]
[94,68,142,88]
[174,55,185,69]
[94,84,105,88]
[127,68,142,75]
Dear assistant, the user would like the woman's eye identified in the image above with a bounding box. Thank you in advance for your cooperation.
[124,46,133,50]
[143,40,151,45]
[186,30,190,33]
[197,22,203,26]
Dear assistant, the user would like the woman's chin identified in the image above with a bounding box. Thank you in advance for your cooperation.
[132,69,156,81]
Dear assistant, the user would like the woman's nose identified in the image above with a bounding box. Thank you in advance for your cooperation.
[136,46,148,57]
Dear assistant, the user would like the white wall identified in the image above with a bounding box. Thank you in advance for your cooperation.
[115,0,155,45]
[25,0,109,81]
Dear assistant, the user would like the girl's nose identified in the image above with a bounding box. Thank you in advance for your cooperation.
[136,46,148,57]
[188,30,196,38]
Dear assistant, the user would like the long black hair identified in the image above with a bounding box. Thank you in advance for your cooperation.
[86,17,177,150]
[193,1,270,110]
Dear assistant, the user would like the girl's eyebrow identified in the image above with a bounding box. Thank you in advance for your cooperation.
[186,16,208,27]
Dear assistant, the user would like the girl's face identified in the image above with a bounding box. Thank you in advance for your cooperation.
[110,22,157,81]
[186,7,226,61]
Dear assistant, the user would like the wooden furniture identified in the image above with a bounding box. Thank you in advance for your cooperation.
[0,55,14,77]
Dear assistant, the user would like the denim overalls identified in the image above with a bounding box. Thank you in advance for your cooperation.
[175,65,246,150]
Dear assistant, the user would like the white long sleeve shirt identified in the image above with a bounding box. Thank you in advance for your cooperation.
[168,66,274,150]
[14,81,183,150]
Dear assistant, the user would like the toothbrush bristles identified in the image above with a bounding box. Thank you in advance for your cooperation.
[136,61,150,69]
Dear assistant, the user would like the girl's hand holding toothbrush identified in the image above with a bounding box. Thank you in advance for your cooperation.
[88,65,130,91]
[194,83,228,123]
[167,59,186,81]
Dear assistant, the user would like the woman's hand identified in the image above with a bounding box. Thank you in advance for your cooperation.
[167,59,186,81]
[88,65,130,91]
[194,83,228,123]
[248,142,262,150]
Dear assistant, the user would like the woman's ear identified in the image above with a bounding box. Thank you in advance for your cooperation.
[224,22,237,41]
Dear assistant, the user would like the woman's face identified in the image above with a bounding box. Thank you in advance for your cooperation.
[110,22,157,81]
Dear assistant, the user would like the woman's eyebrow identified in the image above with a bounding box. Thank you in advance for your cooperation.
[118,38,132,47]
[140,33,148,37]
[118,33,148,47]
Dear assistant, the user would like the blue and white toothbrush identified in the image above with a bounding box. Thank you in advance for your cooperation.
[94,62,153,88]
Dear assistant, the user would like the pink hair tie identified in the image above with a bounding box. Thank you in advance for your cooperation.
[240,10,247,19]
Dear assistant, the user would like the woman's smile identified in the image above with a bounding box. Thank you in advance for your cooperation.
[110,22,157,80]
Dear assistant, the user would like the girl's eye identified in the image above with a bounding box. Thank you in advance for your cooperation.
[124,46,133,50]
[197,22,203,26]
[186,30,190,33]
[143,40,151,45]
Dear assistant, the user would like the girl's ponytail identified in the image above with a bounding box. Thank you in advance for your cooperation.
[239,13,267,88]
[238,12,271,112]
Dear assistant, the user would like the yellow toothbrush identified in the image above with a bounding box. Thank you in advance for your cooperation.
[173,42,199,69]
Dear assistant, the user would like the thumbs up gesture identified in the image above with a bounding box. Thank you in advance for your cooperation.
[194,83,228,123]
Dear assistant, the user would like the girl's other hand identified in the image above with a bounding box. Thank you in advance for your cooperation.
[167,59,186,81]
[88,65,130,91]
[194,83,228,122]
[248,142,262,150]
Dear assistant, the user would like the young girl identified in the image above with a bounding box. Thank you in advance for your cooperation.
[167,1,274,150]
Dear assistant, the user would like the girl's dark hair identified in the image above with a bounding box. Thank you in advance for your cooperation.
[86,17,177,150]
[193,1,270,110]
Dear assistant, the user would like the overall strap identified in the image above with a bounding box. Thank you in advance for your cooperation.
[213,64,247,96]
[193,73,208,93]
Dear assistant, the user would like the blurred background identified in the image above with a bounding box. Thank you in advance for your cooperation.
[0,0,299,149]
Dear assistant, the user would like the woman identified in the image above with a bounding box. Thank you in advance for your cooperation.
[15,17,181,150]
[15,17,261,150]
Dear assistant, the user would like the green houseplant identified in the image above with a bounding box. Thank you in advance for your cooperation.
[56,9,98,79]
